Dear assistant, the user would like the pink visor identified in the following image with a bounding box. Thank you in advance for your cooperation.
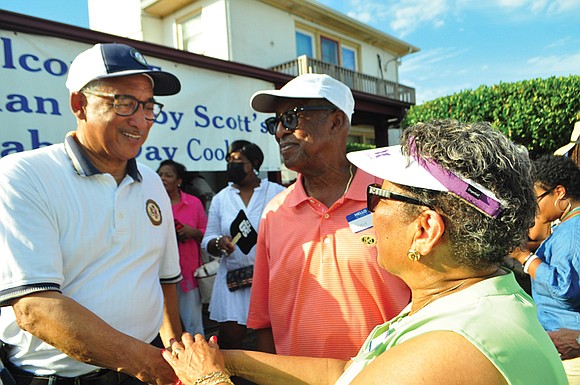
[347,144,504,219]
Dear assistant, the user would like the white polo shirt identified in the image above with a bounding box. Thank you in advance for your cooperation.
[0,134,181,376]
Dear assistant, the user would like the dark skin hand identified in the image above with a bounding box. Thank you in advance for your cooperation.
[548,329,580,360]
[208,236,235,256]
[176,223,203,243]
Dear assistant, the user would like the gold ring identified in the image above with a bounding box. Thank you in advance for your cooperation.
[172,348,183,357]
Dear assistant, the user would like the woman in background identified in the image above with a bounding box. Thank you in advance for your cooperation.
[512,153,580,384]
[158,159,207,335]
[201,140,284,349]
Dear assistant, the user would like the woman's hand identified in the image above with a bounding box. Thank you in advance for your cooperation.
[548,328,580,360]
[162,333,226,384]
[208,236,235,256]
[217,236,236,255]
[176,224,203,243]
[509,247,530,265]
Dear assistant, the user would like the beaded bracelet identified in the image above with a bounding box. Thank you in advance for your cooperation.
[214,236,223,253]
[194,371,234,385]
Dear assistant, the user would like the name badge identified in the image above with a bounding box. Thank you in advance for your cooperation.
[346,208,373,233]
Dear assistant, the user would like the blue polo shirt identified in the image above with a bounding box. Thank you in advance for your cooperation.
[533,215,580,331]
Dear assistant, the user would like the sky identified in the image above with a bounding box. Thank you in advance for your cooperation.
[1,0,578,104]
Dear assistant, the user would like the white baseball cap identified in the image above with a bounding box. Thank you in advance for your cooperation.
[347,144,505,219]
[66,43,181,96]
[250,73,355,121]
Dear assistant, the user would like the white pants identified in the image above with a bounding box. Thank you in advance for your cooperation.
[178,287,204,335]
[563,357,580,385]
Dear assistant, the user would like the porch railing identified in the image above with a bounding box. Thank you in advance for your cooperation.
[270,55,415,104]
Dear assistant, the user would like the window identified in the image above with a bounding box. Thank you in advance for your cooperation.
[295,25,360,70]
[341,46,356,71]
[320,36,339,65]
[178,12,203,53]
[296,31,313,57]
[349,127,375,145]
[347,135,362,144]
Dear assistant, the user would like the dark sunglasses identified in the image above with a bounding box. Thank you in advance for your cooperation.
[536,187,555,202]
[367,184,434,213]
[264,106,337,135]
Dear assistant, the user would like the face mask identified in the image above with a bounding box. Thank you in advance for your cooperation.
[227,162,248,184]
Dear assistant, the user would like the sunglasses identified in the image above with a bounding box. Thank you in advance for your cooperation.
[367,184,434,213]
[83,90,163,121]
[536,187,555,202]
[264,106,337,135]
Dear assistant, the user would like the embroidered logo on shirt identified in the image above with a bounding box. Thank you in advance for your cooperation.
[360,235,376,246]
[146,199,162,226]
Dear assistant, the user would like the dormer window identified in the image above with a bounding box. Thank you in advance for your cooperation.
[296,27,359,71]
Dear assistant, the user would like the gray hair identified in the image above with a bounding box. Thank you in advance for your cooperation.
[399,120,536,270]
[80,79,107,92]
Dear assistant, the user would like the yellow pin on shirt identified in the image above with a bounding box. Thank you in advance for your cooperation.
[360,235,376,246]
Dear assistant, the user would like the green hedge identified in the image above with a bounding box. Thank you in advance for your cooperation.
[402,76,580,158]
[346,142,376,153]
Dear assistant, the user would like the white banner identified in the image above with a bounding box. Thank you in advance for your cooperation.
[0,30,282,171]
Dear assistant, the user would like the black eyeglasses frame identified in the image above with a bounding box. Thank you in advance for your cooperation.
[536,187,555,202]
[367,183,434,213]
[82,90,164,121]
[264,105,337,135]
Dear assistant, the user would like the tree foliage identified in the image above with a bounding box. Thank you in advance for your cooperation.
[402,76,580,158]
[346,142,375,153]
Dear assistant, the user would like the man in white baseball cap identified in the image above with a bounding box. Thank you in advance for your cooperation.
[246,74,410,360]
[0,43,183,385]
[251,73,354,124]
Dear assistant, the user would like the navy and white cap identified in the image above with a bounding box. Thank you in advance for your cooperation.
[348,144,506,219]
[66,43,181,96]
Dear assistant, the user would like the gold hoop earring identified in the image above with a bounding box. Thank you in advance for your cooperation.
[555,197,571,213]
[407,249,422,262]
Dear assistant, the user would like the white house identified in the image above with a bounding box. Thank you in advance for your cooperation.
[88,0,419,146]
[0,2,419,188]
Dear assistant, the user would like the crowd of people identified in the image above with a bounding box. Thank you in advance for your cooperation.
[0,42,578,385]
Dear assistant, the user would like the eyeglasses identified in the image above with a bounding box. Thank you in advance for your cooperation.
[536,187,554,202]
[82,90,163,121]
[367,184,434,213]
[264,106,337,135]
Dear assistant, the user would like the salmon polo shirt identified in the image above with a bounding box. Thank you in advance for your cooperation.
[247,169,411,360]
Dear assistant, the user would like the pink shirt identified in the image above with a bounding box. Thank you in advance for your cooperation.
[247,170,410,359]
[173,191,207,292]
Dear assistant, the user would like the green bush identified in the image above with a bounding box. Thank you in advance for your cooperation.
[402,76,580,158]
[346,142,375,153]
